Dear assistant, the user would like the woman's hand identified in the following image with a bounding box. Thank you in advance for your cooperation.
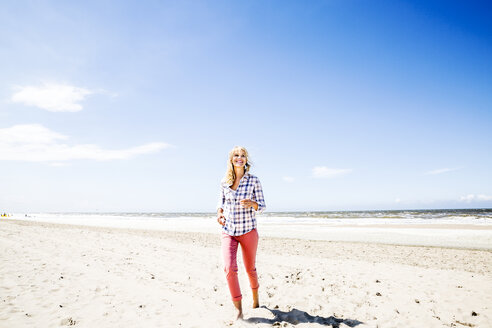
[217,213,226,226]
[240,199,258,210]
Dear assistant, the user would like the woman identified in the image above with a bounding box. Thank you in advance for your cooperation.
[216,146,266,320]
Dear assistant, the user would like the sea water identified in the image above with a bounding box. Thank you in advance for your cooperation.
[8,208,492,228]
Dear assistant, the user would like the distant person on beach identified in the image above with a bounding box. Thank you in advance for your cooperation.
[216,146,266,320]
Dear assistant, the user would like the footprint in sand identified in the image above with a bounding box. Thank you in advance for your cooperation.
[60,317,77,326]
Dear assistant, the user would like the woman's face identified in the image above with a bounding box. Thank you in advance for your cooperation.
[232,150,247,168]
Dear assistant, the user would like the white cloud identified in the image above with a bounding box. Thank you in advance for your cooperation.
[0,124,171,162]
[282,176,295,183]
[459,194,492,203]
[312,166,352,179]
[425,167,460,175]
[395,198,401,203]
[11,83,94,112]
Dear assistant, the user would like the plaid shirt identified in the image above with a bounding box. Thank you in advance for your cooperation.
[217,173,266,236]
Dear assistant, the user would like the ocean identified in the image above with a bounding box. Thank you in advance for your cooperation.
[10,208,492,227]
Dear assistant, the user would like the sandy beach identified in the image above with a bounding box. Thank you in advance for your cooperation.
[1,219,491,328]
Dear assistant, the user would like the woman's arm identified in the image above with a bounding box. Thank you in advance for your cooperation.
[240,177,266,212]
[216,186,226,225]
[216,186,225,212]
[252,177,266,213]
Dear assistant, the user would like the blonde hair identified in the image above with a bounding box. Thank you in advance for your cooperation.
[222,146,251,186]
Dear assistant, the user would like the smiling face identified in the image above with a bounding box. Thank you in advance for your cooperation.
[232,149,247,168]
[224,146,250,184]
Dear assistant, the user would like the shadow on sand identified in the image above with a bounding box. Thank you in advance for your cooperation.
[246,306,363,327]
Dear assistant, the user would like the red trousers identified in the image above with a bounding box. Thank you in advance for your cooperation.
[221,229,259,301]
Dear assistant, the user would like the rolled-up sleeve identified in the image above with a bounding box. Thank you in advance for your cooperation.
[252,178,266,213]
[216,186,225,211]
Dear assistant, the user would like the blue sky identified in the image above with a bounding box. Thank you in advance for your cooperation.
[1,0,491,212]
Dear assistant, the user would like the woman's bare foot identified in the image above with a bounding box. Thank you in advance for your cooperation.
[233,300,243,320]
[252,289,259,308]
